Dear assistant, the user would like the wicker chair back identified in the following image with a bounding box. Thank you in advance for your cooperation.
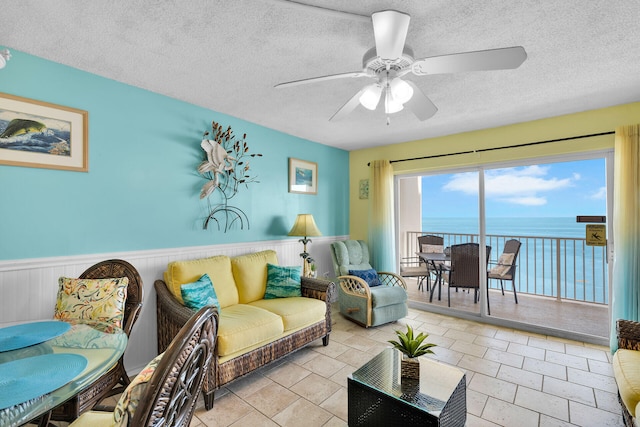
[133,305,218,427]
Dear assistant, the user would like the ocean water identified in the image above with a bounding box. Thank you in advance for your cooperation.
[420,217,609,303]
[422,216,591,239]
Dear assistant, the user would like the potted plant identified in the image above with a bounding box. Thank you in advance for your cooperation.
[388,325,436,379]
[309,263,317,278]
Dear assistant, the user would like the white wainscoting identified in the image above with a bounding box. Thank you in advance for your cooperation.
[0,235,347,374]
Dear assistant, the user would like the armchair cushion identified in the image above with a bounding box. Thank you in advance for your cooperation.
[232,250,279,303]
[250,297,326,332]
[181,273,220,311]
[165,255,238,307]
[54,277,128,328]
[264,264,302,299]
[348,269,381,287]
[217,304,283,357]
[332,240,372,275]
[370,286,408,308]
[613,348,640,418]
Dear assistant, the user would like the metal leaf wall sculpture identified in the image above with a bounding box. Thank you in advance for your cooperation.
[198,121,262,231]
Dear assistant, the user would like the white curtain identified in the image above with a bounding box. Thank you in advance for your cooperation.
[610,124,640,351]
[368,160,396,272]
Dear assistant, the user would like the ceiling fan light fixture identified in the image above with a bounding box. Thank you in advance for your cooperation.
[359,84,382,110]
[384,91,403,114]
[390,78,413,104]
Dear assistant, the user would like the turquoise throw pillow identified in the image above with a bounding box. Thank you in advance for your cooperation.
[264,263,302,299]
[348,269,382,287]
[180,274,220,310]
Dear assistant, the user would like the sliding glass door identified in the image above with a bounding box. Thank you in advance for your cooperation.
[397,153,611,340]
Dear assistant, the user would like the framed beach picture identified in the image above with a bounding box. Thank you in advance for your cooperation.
[0,92,88,172]
[289,158,317,194]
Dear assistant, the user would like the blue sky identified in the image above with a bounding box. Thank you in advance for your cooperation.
[421,158,606,218]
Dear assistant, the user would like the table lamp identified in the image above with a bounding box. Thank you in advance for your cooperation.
[288,214,322,277]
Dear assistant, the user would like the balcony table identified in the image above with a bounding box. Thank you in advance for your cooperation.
[0,319,127,427]
[416,252,450,302]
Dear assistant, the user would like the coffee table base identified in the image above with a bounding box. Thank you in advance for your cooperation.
[348,375,466,427]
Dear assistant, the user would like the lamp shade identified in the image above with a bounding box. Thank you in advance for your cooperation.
[390,78,414,104]
[288,214,322,237]
[384,91,404,114]
[359,84,382,110]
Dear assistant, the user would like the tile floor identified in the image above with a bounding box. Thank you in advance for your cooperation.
[186,304,624,427]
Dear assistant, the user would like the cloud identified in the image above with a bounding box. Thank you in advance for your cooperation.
[590,186,606,200]
[442,165,578,206]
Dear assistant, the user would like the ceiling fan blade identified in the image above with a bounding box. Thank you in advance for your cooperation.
[412,46,527,75]
[404,81,438,121]
[275,71,370,88]
[329,87,367,121]
[372,10,410,61]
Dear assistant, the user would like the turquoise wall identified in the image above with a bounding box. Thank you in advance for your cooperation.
[0,50,349,260]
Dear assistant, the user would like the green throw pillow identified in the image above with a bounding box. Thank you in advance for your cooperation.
[264,263,302,299]
[180,274,220,310]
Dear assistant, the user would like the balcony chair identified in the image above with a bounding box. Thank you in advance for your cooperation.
[69,305,218,427]
[399,256,430,291]
[447,243,492,313]
[50,259,144,422]
[488,239,521,304]
[418,234,450,282]
[330,240,408,327]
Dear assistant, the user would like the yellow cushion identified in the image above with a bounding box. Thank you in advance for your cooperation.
[164,255,238,308]
[231,250,278,304]
[613,349,640,417]
[54,277,128,329]
[217,304,283,356]
[249,297,326,332]
[69,410,114,426]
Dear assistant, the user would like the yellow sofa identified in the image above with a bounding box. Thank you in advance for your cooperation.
[613,319,640,427]
[154,250,335,410]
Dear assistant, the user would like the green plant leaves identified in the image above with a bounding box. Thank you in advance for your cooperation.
[387,324,437,358]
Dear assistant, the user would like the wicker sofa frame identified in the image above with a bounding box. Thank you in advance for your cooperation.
[616,319,640,427]
[155,276,335,410]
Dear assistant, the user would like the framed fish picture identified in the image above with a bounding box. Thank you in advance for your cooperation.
[0,92,88,172]
[288,158,317,195]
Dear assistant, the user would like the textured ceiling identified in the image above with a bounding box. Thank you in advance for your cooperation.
[2,0,640,151]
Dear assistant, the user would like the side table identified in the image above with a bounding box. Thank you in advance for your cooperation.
[348,348,466,426]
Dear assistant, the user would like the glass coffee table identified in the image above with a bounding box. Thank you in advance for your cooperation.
[348,348,466,426]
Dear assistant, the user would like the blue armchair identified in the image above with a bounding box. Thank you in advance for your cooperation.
[330,240,408,327]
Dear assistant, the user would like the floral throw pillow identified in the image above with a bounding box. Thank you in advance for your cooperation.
[54,277,129,329]
[113,353,163,426]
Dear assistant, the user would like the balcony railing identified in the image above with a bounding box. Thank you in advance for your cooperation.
[404,231,609,305]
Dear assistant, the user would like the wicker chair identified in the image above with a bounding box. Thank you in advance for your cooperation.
[614,319,640,427]
[447,243,491,313]
[69,305,218,427]
[330,240,408,328]
[488,239,521,304]
[51,259,144,421]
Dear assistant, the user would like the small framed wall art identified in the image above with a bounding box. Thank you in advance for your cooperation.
[289,158,317,194]
[0,92,88,172]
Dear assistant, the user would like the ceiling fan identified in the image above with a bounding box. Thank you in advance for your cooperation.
[275,10,527,123]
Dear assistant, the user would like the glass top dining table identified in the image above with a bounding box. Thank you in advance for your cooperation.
[417,251,450,302]
[0,319,127,427]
